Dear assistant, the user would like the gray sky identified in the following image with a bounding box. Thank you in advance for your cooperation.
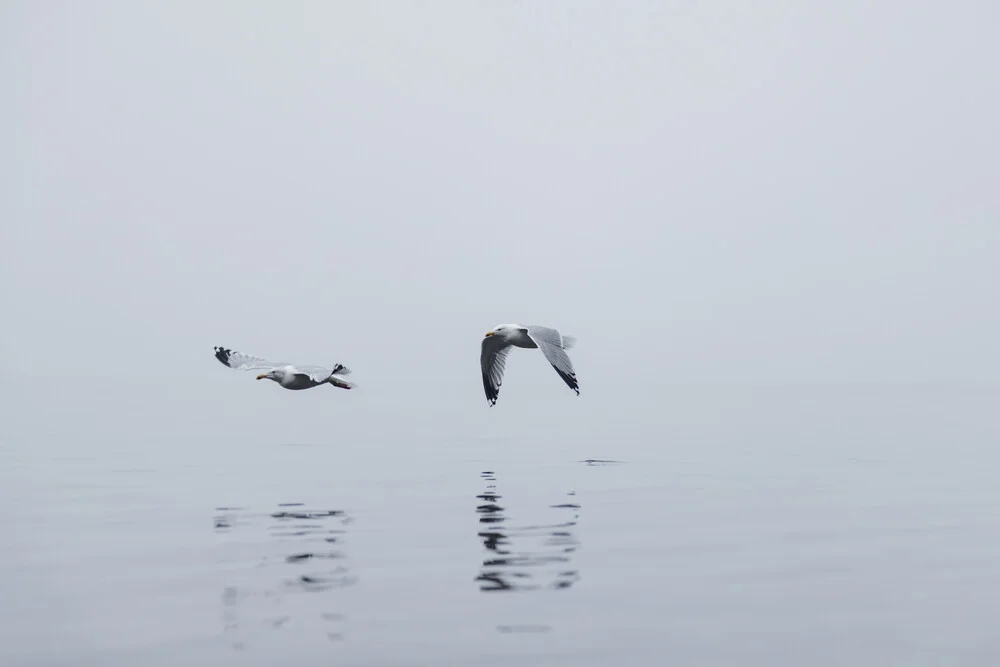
[3,1,998,448]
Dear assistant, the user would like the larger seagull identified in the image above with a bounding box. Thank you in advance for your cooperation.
[480,324,579,406]
[213,346,353,390]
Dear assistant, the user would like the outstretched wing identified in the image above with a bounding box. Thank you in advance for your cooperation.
[213,346,286,372]
[481,335,513,406]
[296,363,351,383]
[524,326,580,395]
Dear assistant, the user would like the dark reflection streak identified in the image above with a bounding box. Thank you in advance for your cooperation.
[474,471,581,594]
[478,531,511,554]
[215,503,353,649]
[483,556,569,566]
[271,510,343,519]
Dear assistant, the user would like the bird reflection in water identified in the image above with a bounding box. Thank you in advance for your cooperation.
[213,503,355,649]
[475,471,581,593]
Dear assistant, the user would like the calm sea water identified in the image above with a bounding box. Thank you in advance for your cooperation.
[3,387,999,666]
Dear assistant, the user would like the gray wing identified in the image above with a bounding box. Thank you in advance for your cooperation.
[524,326,580,395]
[296,363,352,383]
[213,346,286,372]
[215,347,351,383]
[481,335,513,406]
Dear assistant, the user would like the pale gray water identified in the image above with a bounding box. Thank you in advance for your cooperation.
[4,387,999,666]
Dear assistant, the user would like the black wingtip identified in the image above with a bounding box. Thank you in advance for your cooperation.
[483,375,500,406]
[214,346,232,367]
[552,365,580,395]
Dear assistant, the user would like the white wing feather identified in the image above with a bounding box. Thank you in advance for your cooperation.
[480,336,512,406]
[213,347,287,372]
[214,347,350,383]
[524,326,580,395]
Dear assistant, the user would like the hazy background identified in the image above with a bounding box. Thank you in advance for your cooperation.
[5,0,998,442]
[2,2,999,665]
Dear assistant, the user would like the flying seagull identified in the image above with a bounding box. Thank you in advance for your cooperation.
[213,346,353,390]
[480,324,579,406]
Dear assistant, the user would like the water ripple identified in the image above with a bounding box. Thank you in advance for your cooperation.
[474,471,581,593]
[213,503,354,649]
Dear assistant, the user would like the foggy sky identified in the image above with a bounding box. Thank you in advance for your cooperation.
[3,2,998,449]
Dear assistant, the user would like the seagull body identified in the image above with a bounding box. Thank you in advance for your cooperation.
[480,324,579,406]
[213,347,353,390]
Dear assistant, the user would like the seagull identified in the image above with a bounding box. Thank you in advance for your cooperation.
[480,324,579,406]
[213,346,354,390]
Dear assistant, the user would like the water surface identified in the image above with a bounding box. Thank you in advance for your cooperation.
[3,387,999,666]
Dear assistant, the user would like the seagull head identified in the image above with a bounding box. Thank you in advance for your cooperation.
[256,370,277,381]
[485,323,518,339]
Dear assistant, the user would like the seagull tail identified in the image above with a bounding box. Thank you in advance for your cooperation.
[326,363,354,389]
[561,335,577,350]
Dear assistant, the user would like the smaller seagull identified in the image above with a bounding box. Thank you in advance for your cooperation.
[481,324,579,406]
[213,346,354,391]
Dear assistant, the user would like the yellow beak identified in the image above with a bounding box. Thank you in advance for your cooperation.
[256,374,267,380]
[484,331,494,337]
